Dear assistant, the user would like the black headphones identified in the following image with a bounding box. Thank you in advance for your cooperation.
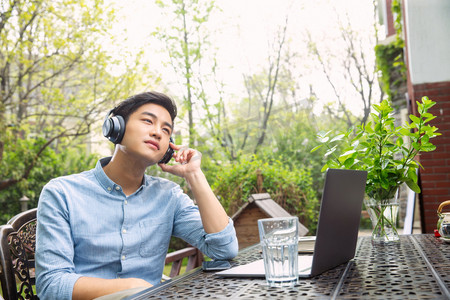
[102,108,174,164]
[102,109,125,144]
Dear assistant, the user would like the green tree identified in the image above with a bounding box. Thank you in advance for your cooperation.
[0,0,149,192]
[153,0,218,146]
[0,136,98,223]
[217,16,290,160]
[306,1,383,126]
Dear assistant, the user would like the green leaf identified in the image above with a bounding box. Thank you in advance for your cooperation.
[329,134,345,143]
[399,127,412,136]
[405,179,421,193]
[340,150,357,157]
[409,115,421,124]
[421,143,436,152]
[407,168,418,182]
[324,145,338,157]
[310,145,323,153]
[412,142,421,150]
[351,140,360,148]
[343,157,355,168]
[319,136,330,143]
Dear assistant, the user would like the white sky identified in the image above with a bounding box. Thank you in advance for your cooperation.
[107,0,381,117]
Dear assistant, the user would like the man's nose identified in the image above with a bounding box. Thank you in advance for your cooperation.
[150,126,162,139]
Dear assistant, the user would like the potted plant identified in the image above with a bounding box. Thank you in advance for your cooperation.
[311,96,440,242]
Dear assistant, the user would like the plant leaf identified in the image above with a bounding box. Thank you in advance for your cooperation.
[405,179,421,193]
[329,134,345,143]
[310,145,323,153]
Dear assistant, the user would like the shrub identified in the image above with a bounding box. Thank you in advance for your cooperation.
[0,138,98,224]
[211,155,319,233]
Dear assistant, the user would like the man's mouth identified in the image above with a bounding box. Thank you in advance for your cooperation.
[145,140,160,150]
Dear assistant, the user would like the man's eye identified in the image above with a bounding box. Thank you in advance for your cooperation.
[163,128,171,134]
[143,119,152,124]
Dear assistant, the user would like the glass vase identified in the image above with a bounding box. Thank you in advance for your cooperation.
[364,188,400,243]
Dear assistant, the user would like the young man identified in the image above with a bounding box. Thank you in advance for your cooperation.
[35,91,238,300]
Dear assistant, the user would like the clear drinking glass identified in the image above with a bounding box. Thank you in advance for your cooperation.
[258,217,299,287]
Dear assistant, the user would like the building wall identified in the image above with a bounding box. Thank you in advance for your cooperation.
[408,82,450,232]
[404,0,450,85]
[402,0,450,233]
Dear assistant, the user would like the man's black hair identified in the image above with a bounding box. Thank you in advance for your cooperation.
[112,91,177,124]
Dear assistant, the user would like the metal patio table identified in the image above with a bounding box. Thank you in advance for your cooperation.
[127,234,450,299]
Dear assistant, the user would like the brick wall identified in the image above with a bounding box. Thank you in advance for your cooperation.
[409,81,450,233]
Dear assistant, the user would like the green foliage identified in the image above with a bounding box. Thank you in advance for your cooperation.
[0,133,98,224]
[374,42,405,101]
[260,109,351,190]
[391,0,403,41]
[153,0,219,145]
[374,0,406,101]
[1,0,149,195]
[312,97,440,201]
[211,155,319,233]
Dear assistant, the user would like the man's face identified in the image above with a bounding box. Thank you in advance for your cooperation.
[119,103,173,165]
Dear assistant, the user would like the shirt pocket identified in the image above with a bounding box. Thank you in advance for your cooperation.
[139,219,172,257]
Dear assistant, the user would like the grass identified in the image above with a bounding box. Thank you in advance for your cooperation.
[163,255,210,278]
[163,259,188,277]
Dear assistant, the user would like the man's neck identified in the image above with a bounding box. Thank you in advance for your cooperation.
[103,152,148,196]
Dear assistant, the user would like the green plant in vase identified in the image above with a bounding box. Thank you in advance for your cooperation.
[311,96,440,242]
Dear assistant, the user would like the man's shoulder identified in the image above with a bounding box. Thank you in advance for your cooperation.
[45,169,95,189]
[144,174,178,188]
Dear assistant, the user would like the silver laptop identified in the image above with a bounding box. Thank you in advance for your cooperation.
[216,168,367,278]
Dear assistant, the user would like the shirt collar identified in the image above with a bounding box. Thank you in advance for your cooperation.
[94,157,146,195]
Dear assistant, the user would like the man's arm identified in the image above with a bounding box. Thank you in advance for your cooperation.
[72,277,151,300]
[184,169,229,233]
[159,144,228,233]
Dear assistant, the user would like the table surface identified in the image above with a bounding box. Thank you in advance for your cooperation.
[127,234,450,299]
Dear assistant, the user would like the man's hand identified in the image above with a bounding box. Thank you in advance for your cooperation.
[158,143,202,178]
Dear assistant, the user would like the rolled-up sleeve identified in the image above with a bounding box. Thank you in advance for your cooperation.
[171,188,239,260]
[202,218,239,260]
[36,181,82,300]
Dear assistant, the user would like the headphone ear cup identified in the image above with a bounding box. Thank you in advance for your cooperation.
[102,118,113,139]
[103,114,125,144]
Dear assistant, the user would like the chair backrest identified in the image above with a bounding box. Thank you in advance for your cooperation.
[164,247,203,278]
[0,208,38,300]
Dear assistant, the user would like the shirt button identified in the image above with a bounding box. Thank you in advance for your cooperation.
[122,229,127,234]
[121,255,126,260]
[115,186,120,191]
[124,200,128,205]
[107,187,112,191]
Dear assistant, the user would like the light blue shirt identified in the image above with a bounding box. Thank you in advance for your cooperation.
[35,157,238,300]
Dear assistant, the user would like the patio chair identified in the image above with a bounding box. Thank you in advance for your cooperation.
[0,208,38,300]
[164,247,203,279]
